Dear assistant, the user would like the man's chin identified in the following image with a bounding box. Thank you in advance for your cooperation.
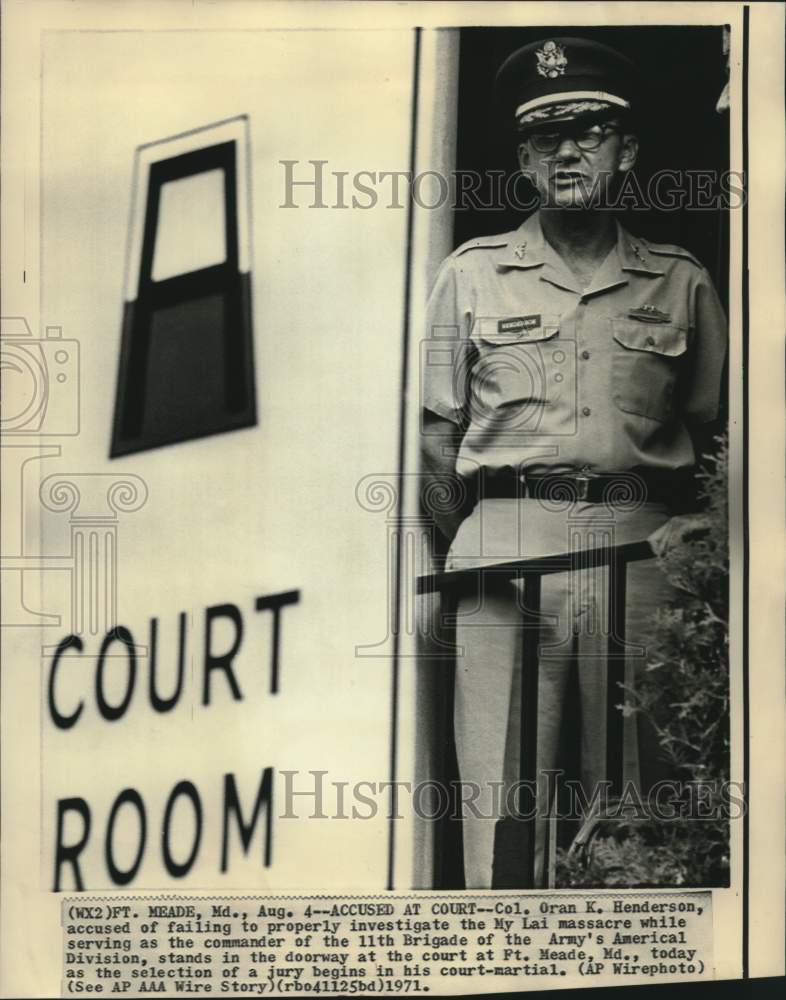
[545,189,598,210]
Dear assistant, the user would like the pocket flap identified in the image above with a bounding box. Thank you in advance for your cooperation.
[612,320,687,357]
[477,314,560,346]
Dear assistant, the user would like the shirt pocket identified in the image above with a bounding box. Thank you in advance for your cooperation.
[470,315,562,430]
[611,320,688,422]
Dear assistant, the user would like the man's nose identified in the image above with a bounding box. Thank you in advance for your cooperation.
[553,137,581,158]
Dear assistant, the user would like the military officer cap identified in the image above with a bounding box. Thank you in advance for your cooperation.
[495,36,639,131]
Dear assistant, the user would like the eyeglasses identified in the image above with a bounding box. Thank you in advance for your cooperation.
[527,125,621,154]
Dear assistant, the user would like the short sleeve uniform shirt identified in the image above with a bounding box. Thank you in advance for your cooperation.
[422,211,727,482]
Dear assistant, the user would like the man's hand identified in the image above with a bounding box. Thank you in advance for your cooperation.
[431,506,467,546]
[420,412,466,544]
[647,514,710,559]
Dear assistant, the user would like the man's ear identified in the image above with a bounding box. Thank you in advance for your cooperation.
[517,142,530,173]
[618,133,639,173]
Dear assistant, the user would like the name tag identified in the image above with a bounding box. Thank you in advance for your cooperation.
[497,314,541,335]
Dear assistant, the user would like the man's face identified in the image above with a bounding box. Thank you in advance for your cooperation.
[517,119,638,209]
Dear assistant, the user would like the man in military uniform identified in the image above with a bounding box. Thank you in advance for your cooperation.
[421,37,727,888]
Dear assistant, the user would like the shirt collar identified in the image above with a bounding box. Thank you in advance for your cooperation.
[495,213,549,269]
[495,213,665,278]
[615,221,666,276]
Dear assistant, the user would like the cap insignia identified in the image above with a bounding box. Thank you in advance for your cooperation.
[536,40,568,79]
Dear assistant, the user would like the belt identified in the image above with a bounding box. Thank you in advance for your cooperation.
[478,469,696,507]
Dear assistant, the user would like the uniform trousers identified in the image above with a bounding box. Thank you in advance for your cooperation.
[446,498,674,888]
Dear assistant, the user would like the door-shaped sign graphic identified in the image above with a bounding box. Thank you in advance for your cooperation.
[111,116,255,457]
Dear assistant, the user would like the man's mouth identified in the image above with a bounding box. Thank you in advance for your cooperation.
[551,170,588,185]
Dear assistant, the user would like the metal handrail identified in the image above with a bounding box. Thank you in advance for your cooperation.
[417,537,656,888]
[417,538,654,594]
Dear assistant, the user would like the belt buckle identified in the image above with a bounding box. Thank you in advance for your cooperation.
[574,471,595,501]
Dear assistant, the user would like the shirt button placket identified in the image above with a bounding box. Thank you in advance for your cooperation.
[576,297,590,419]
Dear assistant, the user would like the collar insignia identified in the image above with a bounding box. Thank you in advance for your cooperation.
[629,242,649,265]
[514,242,528,259]
[536,40,568,79]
